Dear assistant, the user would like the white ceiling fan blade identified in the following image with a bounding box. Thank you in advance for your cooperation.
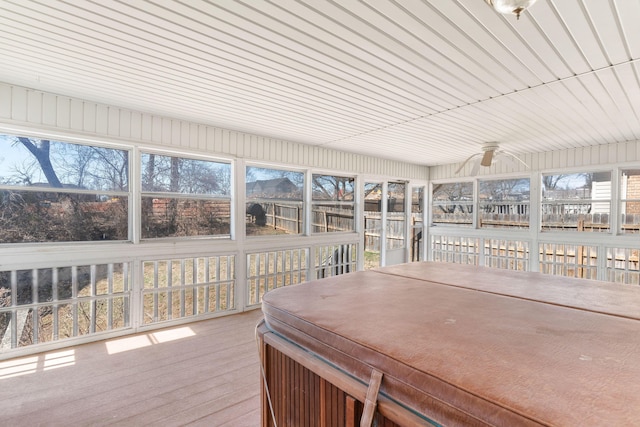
[480,149,494,167]
[502,151,529,169]
[497,152,517,170]
[470,158,481,176]
[455,153,479,174]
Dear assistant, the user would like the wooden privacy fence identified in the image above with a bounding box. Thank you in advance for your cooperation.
[248,203,355,233]
[364,213,382,251]
[363,213,406,251]
[435,212,640,232]
[252,207,423,255]
[261,203,303,234]
[363,214,423,261]
[312,209,354,233]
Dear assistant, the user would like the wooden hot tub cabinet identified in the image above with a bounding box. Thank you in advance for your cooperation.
[258,262,640,426]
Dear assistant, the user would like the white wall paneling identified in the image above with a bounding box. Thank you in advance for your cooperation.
[0,82,428,179]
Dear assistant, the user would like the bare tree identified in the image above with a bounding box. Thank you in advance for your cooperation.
[313,175,353,200]
[542,175,566,191]
[432,182,473,213]
[17,137,62,187]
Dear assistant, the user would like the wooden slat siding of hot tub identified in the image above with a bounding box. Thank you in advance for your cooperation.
[258,322,429,427]
[264,343,374,427]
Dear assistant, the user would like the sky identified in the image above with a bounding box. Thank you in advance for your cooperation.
[0,134,46,183]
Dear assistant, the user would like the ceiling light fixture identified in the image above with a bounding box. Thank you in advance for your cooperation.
[485,0,538,19]
[456,142,528,176]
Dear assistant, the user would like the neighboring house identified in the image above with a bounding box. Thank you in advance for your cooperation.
[624,173,640,215]
[246,177,298,197]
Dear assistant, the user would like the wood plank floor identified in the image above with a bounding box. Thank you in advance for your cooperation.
[0,309,265,426]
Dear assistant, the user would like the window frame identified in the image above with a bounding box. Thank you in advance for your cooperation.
[619,168,640,235]
[139,149,233,241]
[430,180,474,228]
[540,169,613,234]
[0,132,132,244]
[245,164,305,237]
[477,176,531,230]
[311,173,357,234]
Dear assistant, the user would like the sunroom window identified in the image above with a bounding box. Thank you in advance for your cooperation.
[245,166,304,236]
[620,169,640,234]
[140,152,231,238]
[410,186,424,262]
[0,134,129,243]
[431,182,473,227]
[311,174,355,233]
[386,182,406,250]
[541,171,611,232]
[479,178,530,229]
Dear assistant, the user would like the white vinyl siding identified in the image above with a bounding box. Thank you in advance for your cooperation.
[0,83,428,181]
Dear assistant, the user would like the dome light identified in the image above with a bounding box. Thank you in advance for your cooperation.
[485,0,539,19]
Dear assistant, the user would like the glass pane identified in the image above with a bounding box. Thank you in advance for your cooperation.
[0,134,129,191]
[410,186,424,262]
[246,167,303,200]
[0,191,128,243]
[541,172,611,232]
[386,181,406,250]
[431,182,473,226]
[388,182,405,213]
[312,204,354,232]
[246,167,304,236]
[246,202,303,236]
[141,197,231,238]
[141,153,230,196]
[312,175,354,201]
[411,186,424,214]
[386,213,405,250]
[479,178,530,229]
[364,183,382,270]
[364,183,382,212]
[621,169,640,234]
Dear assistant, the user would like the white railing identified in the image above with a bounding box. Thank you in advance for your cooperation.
[246,248,308,308]
[430,233,639,286]
[0,235,360,359]
[1,263,131,351]
[141,256,235,325]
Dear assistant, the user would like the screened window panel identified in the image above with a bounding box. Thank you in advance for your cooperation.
[246,166,304,236]
[312,174,355,233]
[479,178,530,229]
[431,182,473,226]
[541,172,611,232]
[0,133,129,243]
[140,152,231,239]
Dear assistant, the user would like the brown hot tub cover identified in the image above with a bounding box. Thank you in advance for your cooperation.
[261,262,640,426]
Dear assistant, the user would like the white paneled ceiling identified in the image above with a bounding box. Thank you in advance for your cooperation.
[1,0,639,166]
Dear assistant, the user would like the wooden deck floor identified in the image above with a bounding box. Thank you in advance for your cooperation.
[0,309,264,426]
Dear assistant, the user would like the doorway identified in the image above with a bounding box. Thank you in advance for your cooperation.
[363,181,408,269]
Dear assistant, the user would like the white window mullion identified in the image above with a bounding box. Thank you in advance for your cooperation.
[380,181,388,267]
[234,159,246,311]
[529,171,541,272]
[131,147,141,244]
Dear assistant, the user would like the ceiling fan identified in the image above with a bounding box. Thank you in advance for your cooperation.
[455,142,528,176]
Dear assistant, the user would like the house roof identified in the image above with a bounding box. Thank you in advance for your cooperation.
[247,177,295,191]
